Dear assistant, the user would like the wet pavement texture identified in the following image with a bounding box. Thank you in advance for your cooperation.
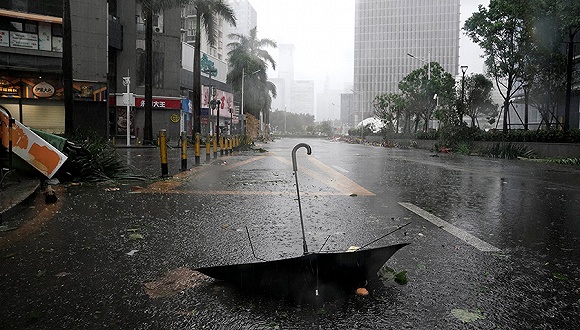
[1,137,579,329]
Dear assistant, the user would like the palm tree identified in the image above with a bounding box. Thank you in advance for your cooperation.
[227,27,277,133]
[190,0,236,135]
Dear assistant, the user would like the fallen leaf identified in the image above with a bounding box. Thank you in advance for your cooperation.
[378,267,408,285]
[55,272,71,277]
[127,249,139,256]
[129,233,144,240]
[143,268,209,298]
[346,246,360,252]
[0,225,17,232]
[451,309,485,323]
[552,272,568,281]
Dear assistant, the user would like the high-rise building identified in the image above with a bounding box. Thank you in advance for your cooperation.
[226,0,257,38]
[353,0,461,126]
[181,4,229,61]
[291,80,314,116]
[271,44,296,112]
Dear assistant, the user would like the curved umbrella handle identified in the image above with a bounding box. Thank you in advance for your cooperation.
[291,143,312,172]
[291,143,312,255]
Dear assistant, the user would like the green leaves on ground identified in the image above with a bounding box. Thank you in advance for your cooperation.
[378,266,408,285]
[451,308,485,323]
[127,228,144,240]
[552,272,568,281]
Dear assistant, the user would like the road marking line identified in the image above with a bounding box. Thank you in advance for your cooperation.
[332,165,349,173]
[273,156,375,196]
[399,202,501,252]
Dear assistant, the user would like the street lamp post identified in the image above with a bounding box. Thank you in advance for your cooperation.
[210,90,220,154]
[408,52,433,130]
[240,68,261,136]
[407,51,430,80]
[461,65,468,120]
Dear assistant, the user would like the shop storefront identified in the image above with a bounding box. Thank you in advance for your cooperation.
[109,94,185,144]
[200,87,237,136]
[0,74,107,135]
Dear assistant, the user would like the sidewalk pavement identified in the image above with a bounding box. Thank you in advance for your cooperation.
[0,171,40,222]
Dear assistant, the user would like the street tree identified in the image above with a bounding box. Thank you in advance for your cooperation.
[464,0,535,133]
[227,27,277,132]
[188,0,236,136]
[463,74,498,128]
[317,121,334,136]
[373,93,407,133]
[398,62,455,131]
[269,110,314,135]
[525,0,579,130]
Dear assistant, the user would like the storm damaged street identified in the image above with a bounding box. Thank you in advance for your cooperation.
[1,137,579,329]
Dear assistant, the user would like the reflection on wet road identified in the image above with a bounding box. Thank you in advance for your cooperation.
[1,137,578,329]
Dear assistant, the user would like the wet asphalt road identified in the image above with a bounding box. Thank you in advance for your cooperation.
[1,137,579,329]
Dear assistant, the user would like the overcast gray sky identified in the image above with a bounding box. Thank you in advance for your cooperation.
[248,0,489,93]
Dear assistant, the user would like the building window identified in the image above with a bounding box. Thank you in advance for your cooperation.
[0,16,62,52]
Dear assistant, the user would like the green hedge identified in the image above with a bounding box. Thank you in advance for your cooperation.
[415,128,580,144]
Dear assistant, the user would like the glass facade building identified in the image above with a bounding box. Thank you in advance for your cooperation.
[353,0,461,122]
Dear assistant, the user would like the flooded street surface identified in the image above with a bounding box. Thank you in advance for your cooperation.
[1,137,579,329]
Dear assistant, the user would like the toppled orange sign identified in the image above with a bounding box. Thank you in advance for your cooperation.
[0,108,67,178]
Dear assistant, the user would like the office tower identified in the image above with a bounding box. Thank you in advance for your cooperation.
[353,0,460,125]
[227,0,257,38]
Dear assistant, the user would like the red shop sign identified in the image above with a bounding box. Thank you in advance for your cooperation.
[134,98,181,109]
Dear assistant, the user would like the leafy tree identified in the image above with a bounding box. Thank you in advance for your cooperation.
[398,62,455,131]
[373,93,407,133]
[269,110,314,135]
[227,27,277,131]
[463,74,498,127]
[464,0,535,133]
[519,0,567,129]
[317,121,333,136]
[190,0,236,136]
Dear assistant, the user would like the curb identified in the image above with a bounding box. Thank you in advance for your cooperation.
[0,175,41,217]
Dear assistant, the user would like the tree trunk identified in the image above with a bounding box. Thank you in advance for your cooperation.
[63,0,74,135]
[144,8,153,143]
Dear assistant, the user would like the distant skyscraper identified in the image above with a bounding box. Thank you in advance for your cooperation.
[291,80,315,116]
[353,0,461,125]
[226,0,257,39]
[271,44,295,111]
